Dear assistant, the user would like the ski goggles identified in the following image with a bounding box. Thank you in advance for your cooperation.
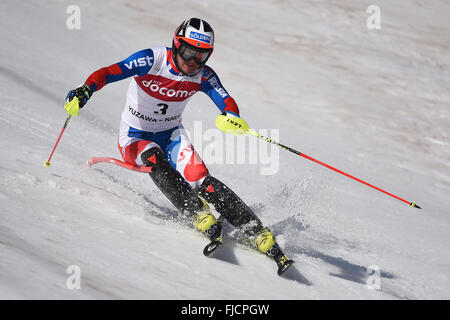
[178,41,212,65]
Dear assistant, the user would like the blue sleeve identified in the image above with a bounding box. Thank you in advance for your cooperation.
[85,49,154,91]
[200,67,240,116]
[116,49,154,77]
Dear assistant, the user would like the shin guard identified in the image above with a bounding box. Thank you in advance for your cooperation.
[141,147,203,215]
[198,176,263,236]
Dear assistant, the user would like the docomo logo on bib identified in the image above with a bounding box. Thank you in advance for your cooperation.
[141,79,197,99]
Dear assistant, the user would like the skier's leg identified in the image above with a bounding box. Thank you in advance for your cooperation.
[140,146,221,239]
[118,123,204,215]
[155,126,221,239]
[140,146,204,214]
[196,174,292,269]
[118,128,159,167]
[197,175,264,236]
[165,127,267,239]
[165,126,209,189]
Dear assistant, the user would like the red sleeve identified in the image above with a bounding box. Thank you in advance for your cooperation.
[222,97,240,116]
[85,64,123,92]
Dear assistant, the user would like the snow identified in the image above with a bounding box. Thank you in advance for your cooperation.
[1,0,449,299]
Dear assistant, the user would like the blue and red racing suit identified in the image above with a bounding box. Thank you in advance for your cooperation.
[84,46,239,188]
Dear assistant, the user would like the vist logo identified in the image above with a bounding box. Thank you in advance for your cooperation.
[124,56,154,69]
[189,31,211,44]
[137,75,200,102]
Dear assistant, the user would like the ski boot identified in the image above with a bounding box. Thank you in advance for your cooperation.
[255,228,295,275]
[193,201,223,256]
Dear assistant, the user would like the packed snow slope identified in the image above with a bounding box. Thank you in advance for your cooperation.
[1,0,449,299]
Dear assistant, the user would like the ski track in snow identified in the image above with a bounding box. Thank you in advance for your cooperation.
[1,0,449,299]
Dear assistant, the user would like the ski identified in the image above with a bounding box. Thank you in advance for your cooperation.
[276,258,295,276]
[202,225,295,276]
[203,216,224,257]
[266,243,295,276]
[203,239,223,256]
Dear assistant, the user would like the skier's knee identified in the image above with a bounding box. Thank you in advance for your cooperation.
[141,147,204,214]
[141,147,165,169]
[141,146,176,180]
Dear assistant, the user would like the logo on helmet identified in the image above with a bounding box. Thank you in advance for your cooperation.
[189,31,211,44]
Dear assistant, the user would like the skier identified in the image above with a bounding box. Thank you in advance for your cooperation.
[65,18,293,274]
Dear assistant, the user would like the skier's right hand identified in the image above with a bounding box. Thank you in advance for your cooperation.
[64,84,93,116]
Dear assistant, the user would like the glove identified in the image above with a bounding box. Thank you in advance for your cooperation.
[216,112,253,135]
[64,84,93,116]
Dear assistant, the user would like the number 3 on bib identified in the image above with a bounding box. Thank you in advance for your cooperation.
[154,103,169,115]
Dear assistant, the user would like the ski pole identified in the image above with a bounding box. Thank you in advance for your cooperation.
[249,130,421,209]
[44,115,72,168]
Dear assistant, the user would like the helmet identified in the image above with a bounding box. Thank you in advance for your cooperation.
[172,18,214,67]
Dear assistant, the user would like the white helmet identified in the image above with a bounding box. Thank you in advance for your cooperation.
[172,18,214,66]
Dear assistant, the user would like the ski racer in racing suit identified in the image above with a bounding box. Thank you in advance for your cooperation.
[65,18,293,274]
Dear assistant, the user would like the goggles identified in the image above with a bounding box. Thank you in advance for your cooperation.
[178,41,212,65]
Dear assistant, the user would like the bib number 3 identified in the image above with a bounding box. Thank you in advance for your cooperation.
[154,103,169,115]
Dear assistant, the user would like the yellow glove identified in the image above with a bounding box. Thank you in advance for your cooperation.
[64,97,80,116]
[64,84,93,116]
[215,113,258,136]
